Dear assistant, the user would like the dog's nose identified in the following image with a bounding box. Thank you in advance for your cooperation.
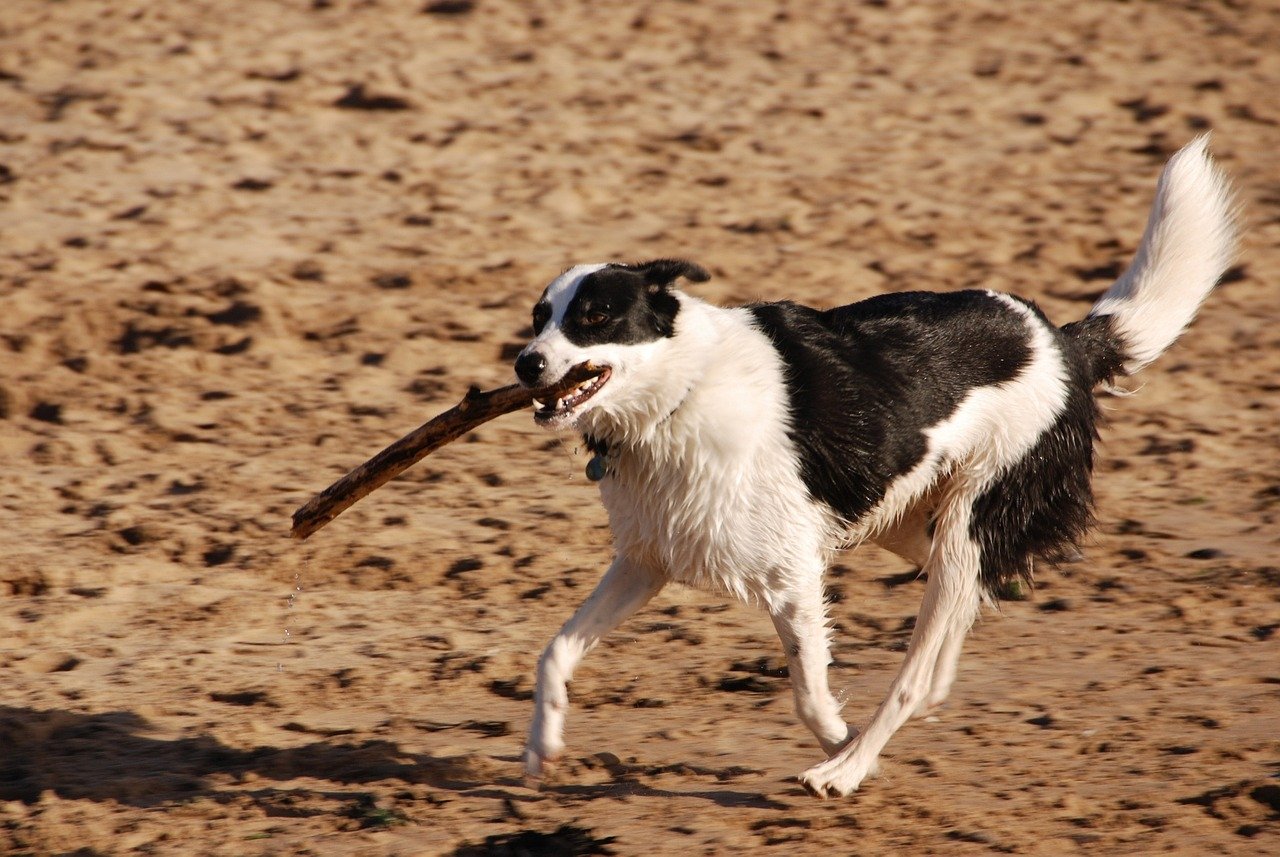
[515,350,548,386]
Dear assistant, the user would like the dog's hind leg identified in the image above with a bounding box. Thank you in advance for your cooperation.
[914,620,968,718]
[799,492,983,798]
[770,571,855,756]
[871,493,935,570]
[524,556,665,778]
[871,495,965,718]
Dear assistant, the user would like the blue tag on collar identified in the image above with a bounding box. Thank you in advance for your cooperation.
[585,455,607,482]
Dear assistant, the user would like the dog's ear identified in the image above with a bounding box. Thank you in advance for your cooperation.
[629,258,711,291]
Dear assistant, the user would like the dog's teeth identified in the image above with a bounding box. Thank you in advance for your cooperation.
[531,371,607,420]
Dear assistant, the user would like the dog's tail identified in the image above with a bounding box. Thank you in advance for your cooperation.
[1065,135,1238,385]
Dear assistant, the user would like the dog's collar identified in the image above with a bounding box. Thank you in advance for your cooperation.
[657,394,686,428]
[580,388,691,481]
[583,433,611,482]
[649,377,697,434]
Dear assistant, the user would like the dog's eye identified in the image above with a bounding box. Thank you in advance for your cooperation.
[582,312,609,327]
[532,304,551,334]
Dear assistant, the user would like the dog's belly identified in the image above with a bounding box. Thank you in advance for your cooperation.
[600,455,832,607]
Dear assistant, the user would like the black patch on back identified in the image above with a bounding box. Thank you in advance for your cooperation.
[749,291,1033,525]
[969,312,1104,592]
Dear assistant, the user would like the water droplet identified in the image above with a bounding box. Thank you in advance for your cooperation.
[278,562,306,671]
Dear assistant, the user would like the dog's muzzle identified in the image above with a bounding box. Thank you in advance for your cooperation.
[515,349,549,387]
[529,364,612,425]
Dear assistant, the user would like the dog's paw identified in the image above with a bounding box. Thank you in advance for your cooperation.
[911,694,947,719]
[522,745,561,781]
[821,726,858,757]
[797,755,878,799]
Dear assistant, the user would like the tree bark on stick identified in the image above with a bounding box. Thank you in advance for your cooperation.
[290,363,602,540]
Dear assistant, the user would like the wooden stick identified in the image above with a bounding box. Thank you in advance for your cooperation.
[290,363,603,540]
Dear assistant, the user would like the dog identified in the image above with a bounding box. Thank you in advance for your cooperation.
[511,137,1236,797]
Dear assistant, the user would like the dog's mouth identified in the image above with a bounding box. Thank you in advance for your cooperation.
[532,364,612,424]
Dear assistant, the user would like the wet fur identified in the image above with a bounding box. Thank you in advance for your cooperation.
[511,138,1236,796]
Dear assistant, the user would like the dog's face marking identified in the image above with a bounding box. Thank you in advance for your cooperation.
[517,260,709,429]
[552,266,682,346]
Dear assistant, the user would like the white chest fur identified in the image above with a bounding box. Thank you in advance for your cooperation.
[594,306,831,608]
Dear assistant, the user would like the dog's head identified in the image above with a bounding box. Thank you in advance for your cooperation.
[515,259,710,431]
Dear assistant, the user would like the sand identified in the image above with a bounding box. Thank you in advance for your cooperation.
[1,1,1277,854]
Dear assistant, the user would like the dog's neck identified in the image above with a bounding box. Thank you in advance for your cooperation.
[577,293,723,452]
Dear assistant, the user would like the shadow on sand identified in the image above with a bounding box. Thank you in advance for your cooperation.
[0,705,785,813]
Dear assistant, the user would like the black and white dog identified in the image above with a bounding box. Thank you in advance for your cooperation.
[511,137,1235,797]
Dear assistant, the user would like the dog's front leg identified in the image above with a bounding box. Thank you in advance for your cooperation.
[770,577,855,756]
[799,514,982,798]
[524,556,665,778]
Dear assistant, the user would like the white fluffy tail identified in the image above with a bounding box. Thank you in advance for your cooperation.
[1089,136,1238,375]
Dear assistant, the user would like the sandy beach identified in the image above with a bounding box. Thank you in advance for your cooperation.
[1,1,1277,853]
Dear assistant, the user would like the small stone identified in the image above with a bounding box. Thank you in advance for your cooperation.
[423,0,475,14]
[334,84,412,111]
[30,402,63,424]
